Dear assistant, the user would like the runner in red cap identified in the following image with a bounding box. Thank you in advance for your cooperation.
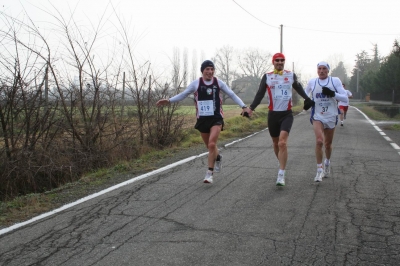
[246,53,315,186]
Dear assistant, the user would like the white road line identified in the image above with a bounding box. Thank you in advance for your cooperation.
[391,143,400,150]
[353,106,400,157]
[0,154,203,235]
[0,127,269,236]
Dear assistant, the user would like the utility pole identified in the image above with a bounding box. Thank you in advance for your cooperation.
[280,25,283,53]
[356,68,360,99]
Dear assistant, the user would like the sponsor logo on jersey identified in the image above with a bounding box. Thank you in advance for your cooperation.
[315,93,329,99]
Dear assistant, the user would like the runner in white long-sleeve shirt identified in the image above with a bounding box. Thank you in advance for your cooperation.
[305,61,349,182]
[156,60,251,184]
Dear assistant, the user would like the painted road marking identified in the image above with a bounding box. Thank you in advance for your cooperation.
[354,107,400,158]
[390,143,400,150]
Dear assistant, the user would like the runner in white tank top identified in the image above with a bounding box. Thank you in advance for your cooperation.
[304,62,348,182]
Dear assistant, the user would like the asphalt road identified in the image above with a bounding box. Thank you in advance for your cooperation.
[1,107,400,266]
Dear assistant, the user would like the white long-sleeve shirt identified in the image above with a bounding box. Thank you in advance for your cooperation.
[305,76,348,120]
[169,77,245,119]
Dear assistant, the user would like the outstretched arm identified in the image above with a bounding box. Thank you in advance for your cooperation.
[249,74,267,111]
[156,80,198,106]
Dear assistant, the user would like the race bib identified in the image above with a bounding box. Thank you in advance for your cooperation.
[316,101,336,116]
[274,84,292,100]
[197,100,214,116]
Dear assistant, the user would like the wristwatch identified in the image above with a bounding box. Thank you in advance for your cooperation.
[242,105,248,109]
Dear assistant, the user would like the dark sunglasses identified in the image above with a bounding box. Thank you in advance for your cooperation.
[274,59,285,62]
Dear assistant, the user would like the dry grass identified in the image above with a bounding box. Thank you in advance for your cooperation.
[0,105,268,229]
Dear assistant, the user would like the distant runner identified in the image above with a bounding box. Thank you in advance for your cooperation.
[338,84,353,126]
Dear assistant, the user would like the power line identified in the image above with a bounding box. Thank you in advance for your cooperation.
[285,25,399,36]
[231,0,399,36]
[231,0,278,29]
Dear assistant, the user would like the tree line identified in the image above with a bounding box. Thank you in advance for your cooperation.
[348,42,400,103]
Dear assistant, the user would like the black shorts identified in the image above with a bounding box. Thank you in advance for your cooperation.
[194,117,224,133]
[268,110,294,138]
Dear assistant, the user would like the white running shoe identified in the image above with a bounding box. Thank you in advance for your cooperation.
[214,154,223,173]
[324,163,331,177]
[276,173,285,186]
[203,171,213,184]
[314,171,323,182]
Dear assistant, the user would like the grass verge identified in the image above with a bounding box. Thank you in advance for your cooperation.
[352,102,400,130]
[0,105,269,229]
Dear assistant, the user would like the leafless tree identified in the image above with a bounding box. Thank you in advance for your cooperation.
[200,50,206,63]
[236,48,273,101]
[212,45,244,102]
[191,49,198,81]
[172,47,180,90]
[182,48,188,88]
[237,48,273,78]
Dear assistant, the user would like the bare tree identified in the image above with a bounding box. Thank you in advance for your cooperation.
[212,45,244,102]
[236,48,273,102]
[182,48,188,88]
[200,50,206,63]
[172,47,180,90]
[237,48,273,78]
[191,49,198,81]
[325,53,345,72]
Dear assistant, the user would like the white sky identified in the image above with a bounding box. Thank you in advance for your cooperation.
[2,0,400,81]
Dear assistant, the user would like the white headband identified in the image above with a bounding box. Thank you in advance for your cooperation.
[317,61,330,71]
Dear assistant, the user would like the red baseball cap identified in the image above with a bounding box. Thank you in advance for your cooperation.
[272,53,285,63]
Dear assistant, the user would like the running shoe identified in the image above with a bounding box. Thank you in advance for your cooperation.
[324,163,331,177]
[276,173,285,186]
[214,154,223,173]
[203,171,213,184]
[341,122,343,127]
[314,171,323,182]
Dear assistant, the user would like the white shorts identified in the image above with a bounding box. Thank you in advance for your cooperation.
[311,117,337,129]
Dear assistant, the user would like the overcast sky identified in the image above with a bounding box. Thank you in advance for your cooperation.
[2,0,400,81]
